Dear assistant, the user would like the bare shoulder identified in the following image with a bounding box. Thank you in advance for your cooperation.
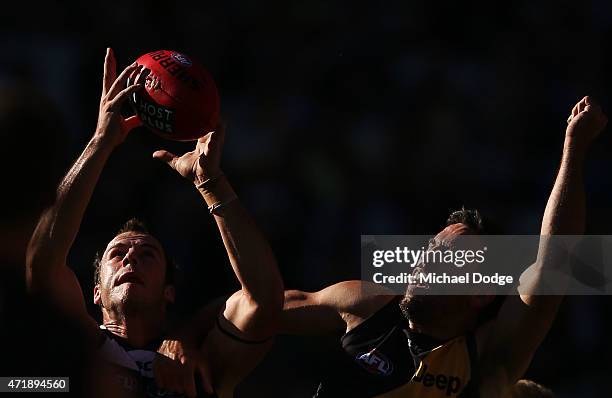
[324,281,397,332]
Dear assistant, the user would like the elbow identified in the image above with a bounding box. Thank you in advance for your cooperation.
[247,271,285,317]
[252,283,284,319]
[243,283,284,333]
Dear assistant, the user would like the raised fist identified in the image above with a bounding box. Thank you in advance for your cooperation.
[566,96,607,147]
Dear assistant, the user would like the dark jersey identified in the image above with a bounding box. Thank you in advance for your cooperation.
[314,298,480,398]
[97,326,216,398]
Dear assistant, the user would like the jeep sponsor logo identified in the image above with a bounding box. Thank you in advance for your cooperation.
[355,350,394,376]
[412,364,462,396]
[134,95,175,134]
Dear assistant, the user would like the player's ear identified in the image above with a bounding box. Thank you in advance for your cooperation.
[164,285,175,304]
[93,284,101,305]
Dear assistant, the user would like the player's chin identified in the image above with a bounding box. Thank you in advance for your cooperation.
[113,282,145,300]
[399,294,426,321]
[400,290,445,324]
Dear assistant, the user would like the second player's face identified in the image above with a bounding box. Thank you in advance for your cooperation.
[401,223,485,333]
[95,232,171,313]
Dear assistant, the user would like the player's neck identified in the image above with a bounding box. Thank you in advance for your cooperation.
[102,310,165,348]
[407,319,467,341]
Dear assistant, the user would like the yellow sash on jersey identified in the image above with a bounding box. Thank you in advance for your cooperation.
[373,335,472,397]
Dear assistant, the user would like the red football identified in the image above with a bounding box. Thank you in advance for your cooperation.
[130,50,220,141]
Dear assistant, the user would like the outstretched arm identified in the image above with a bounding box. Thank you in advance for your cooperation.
[153,124,284,338]
[26,48,144,337]
[154,281,394,396]
[153,125,283,396]
[480,96,608,395]
[282,281,396,336]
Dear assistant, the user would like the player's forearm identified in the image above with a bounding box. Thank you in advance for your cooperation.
[27,134,115,272]
[504,140,586,382]
[516,130,591,332]
[197,177,284,312]
[523,138,586,302]
[540,137,587,237]
[526,138,587,291]
[532,98,608,288]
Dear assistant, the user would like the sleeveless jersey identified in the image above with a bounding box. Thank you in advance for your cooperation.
[97,326,215,397]
[314,298,480,398]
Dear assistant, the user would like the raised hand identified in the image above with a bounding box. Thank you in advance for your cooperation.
[566,96,608,149]
[94,48,147,147]
[152,123,225,185]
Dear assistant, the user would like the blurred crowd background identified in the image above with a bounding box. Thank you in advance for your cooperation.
[2,1,612,396]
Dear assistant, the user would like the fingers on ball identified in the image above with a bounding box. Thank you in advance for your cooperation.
[106,63,140,100]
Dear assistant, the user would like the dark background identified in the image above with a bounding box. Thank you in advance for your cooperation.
[2,1,612,396]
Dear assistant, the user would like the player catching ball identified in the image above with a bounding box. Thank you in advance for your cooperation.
[26,48,283,398]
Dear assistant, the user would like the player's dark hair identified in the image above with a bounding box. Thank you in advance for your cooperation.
[446,208,504,323]
[117,218,150,235]
[446,208,484,233]
[93,218,177,286]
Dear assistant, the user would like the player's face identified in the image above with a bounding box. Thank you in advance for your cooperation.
[94,232,173,313]
[401,223,485,332]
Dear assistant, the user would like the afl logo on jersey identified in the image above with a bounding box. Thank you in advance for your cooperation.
[355,350,394,376]
[171,52,192,67]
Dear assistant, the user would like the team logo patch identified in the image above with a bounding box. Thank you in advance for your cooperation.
[171,52,192,67]
[355,350,394,376]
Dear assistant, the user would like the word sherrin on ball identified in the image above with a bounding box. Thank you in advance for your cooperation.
[130,50,220,141]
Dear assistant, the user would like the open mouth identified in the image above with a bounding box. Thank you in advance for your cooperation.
[116,272,144,286]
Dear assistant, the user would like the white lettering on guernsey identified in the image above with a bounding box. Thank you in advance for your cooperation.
[98,336,188,397]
